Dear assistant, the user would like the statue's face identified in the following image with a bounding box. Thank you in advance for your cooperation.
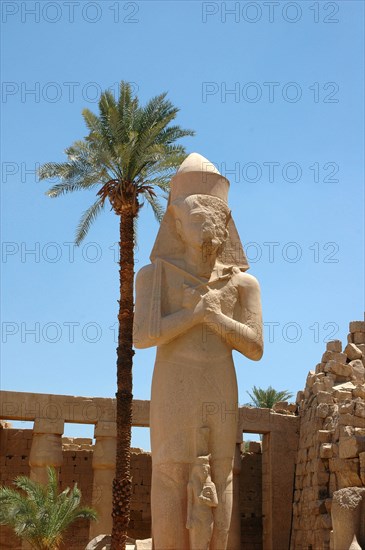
[174,195,229,254]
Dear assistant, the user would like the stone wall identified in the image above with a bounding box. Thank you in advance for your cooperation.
[290,321,365,550]
[60,439,94,550]
[0,425,267,549]
[0,391,300,549]
[240,441,263,550]
[0,425,31,550]
[0,428,151,550]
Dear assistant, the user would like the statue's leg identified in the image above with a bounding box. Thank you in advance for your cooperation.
[209,458,234,550]
[190,523,212,550]
[151,462,190,550]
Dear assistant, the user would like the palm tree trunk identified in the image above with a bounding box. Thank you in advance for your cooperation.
[111,206,135,550]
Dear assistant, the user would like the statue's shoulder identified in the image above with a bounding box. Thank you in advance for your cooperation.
[135,263,155,285]
[234,270,261,290]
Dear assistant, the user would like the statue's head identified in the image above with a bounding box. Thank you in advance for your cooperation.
[171,195,230,257]
[150,153,249,271]
[192,454,211,479]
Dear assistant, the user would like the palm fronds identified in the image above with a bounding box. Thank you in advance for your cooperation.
[38,80,194,243]
[0,467,97,550]
[246,385,294,409]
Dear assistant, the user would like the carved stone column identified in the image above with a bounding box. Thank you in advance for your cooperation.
[29,418,64,484]
[89,420,116,539]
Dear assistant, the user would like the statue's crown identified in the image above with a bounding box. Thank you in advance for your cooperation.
[169,153,229,203]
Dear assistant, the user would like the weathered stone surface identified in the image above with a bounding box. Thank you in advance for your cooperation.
[333,389,353,401]
[316,391,333,405]
[353,385,365,399]
[350,321,365,333]
[306,370,316,388]
[296,390,304,403]
[316,403,330,418]
[248,441,262,453]
[359,452,365,485]
[322,351,347,364]
[326,360,352,377]
[135,539,153,549]
[326,340,342,352]
[345,343,363,361]
[353,332,365,344]
[85,535,111,550]
[339,401,354,416]
[320,443,333,458]
[318,430,332,443]
[339,413,365,428]
[355,401,365,419]
[350,360,365,383]
[339,434,365,459]
[329,458,362,488]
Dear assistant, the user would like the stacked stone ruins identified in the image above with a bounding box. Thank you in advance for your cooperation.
[291,321,365,550]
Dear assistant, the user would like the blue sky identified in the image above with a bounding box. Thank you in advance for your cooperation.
[1,0,364,449]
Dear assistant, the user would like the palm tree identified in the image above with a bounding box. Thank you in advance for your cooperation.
[0,466,97,550]
[246,385,293,409]
[38,81,194,549]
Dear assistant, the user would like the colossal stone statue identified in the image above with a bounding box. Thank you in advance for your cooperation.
[134,153,263,550]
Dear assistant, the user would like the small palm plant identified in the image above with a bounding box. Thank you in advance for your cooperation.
[0,466,97,550]
[246,385,293,409]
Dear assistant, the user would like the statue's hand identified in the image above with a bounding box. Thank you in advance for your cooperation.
[202,289,221,321]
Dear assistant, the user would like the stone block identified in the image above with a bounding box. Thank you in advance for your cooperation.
[355,402,365,419]
[318,430,332,443]
[360,452,365,484]
[339,434,365,459]
[326,340,342,352]
[312,381,326,395]
[317,391,333,405]
[332,459,362,488]
[329,473,337,497]
[135,539,152,549]
[306,370,317,388]
[296,390,304,404]
[349,321,365,333]
[319,513,332,529]
[353,332,365,344]
[322,351,347,364]
[316,403,329,418]
[320,443,333,458]
[345,343,363,361]
[94,421,117,438]
[350,360,365,383]
[333,389,353,401]
[339,401,354,414]
[33,418,64,435]
[248,441,261,453]
[353,385,365,399]
[315,362,325,374]
[326,361,352,378]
